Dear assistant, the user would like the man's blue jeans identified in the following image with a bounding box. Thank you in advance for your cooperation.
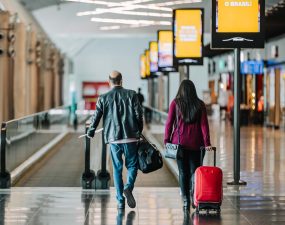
[110,142,138,204]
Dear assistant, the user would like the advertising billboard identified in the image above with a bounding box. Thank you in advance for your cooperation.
[173,8,204,66]
[158,30,175,71]
[140,54,146,79]
[211,0,265,48]
[149,41,158,73]
[145,49,150,77]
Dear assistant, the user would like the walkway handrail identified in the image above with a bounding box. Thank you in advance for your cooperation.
[81,121,110,189]
[0,105,71,188]
[0,123,10,188]
[3,105,69,125]
[143,105,168,125]
[143,105,168,117]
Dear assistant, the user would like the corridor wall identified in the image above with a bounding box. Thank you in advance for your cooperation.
[14,22,27,118]
[0,2,65,123]
[0,11,10,122]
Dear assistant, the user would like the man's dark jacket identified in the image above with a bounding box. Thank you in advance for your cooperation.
[87,86,143,143]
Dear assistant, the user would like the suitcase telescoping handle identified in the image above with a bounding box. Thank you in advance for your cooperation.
[200,147,217,167]
[140,134,147,142]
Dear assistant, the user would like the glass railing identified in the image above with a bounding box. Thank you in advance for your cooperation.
[0,106,71,188]
[144,105,168,125]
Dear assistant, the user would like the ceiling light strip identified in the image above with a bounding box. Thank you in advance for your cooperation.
[100,24,151,30]
[65,0,112,5]
[120,0,155,5]
[65,0,172,11]
[77,9,171,17]
[151,0,202,7]
[100,25,121,30]
[91,17,171,25]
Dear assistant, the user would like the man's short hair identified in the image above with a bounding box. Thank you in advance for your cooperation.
[109,71,122,85]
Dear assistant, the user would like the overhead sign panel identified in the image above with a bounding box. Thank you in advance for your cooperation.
[149,41,158,74]
[173,9,204,66]
[158,30,176,72]
[140,54,146,79]
[212,0,265,48]
[145,49,150,77]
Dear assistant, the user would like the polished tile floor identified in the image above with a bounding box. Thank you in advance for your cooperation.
[150,119,285,196]
[2,187,285,225]
[1,120,285,224]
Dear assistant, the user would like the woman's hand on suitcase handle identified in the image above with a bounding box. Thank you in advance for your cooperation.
[205,146,213,151]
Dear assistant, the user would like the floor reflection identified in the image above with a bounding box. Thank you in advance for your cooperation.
[82,192,93,225]
[116,210,136,225]
[0,193,10,224]
[150,120,285,196]
[191,213,222,225]
[0,188,285,224]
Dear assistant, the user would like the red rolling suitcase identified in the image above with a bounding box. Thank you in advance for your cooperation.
[194,147,223,214]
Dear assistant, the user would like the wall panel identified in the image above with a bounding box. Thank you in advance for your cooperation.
[13,22,27,118]
[0,11,10,122]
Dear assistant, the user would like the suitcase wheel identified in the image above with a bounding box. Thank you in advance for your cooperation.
[217,207,221,215]
[196,206,200,214]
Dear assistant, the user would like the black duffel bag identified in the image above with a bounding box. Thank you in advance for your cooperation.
[137,135,163,173]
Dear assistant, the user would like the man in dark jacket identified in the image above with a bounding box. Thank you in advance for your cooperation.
[87,71,143,210]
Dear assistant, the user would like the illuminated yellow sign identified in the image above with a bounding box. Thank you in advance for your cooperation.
[158,31,173,68]
[174,9,202,58]
[217,0,259,33]
[145,50,150,77]
[140,54,146,78]
[150,41,158,73]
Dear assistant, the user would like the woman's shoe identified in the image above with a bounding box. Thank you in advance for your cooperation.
[183,196,190,211]
[190,193,196,209]
[183,206,190,213]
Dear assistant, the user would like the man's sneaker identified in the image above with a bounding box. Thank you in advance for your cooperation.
[123,188,136,208]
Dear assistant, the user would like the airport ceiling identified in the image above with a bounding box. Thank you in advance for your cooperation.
[17,0,285,57]
[20,0,282,12]
[18,0,284,37]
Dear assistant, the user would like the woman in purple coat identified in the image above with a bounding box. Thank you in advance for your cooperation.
[164,80,212,211]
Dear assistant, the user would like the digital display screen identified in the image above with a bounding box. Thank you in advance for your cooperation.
[140,54,146,78]
[174,9,203,58]
[149,41,158,73]
[216,0,260,33]
[211,0,265,49]
[158,30,173,68]
[145,49,150,77]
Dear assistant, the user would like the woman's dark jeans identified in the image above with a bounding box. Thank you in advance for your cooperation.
[177,149,205,202]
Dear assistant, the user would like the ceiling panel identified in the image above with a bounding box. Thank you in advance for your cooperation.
[20,0,283,11]
[17,0,285,53]
[30,0,211,38]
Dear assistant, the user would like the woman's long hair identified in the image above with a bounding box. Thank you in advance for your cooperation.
[175,80,202,123]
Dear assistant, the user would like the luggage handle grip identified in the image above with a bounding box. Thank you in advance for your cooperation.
[200,147,217,167]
